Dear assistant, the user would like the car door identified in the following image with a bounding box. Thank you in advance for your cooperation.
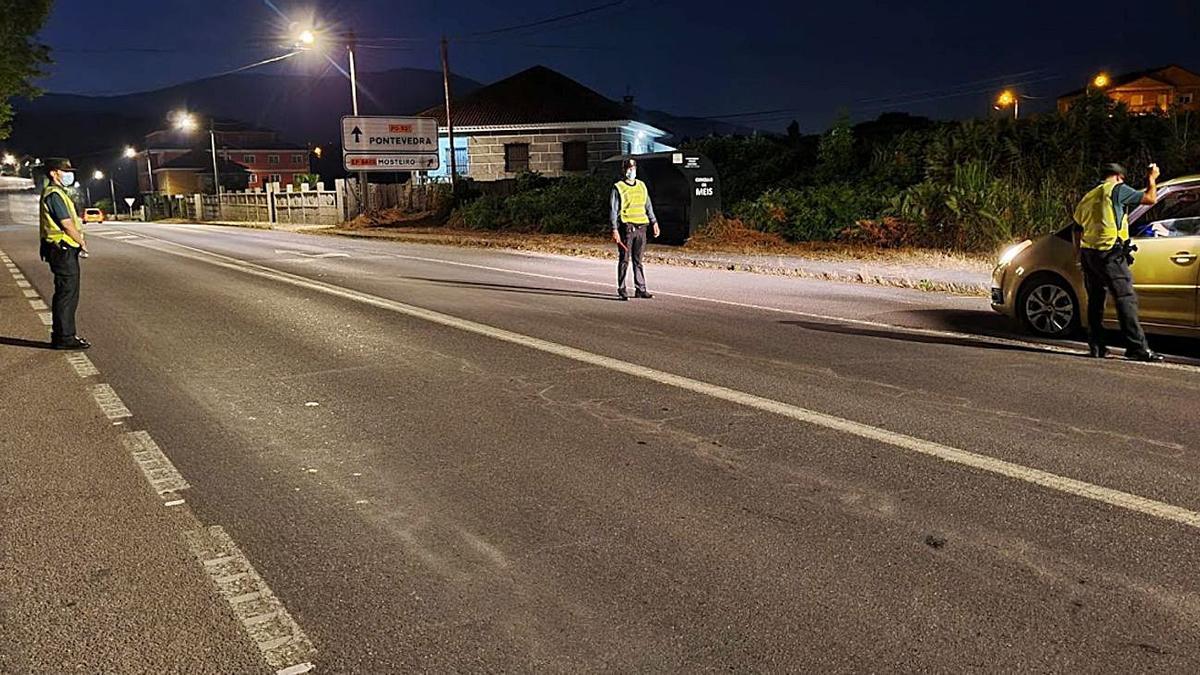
[1124,185,1200,327]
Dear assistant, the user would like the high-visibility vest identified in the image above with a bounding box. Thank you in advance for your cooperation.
[40,183,83,248]
[1074,181,1127,251]
[615,179,651,225]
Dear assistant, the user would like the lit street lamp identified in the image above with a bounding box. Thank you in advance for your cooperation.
[1093,73,1110,89]
[125,145,155,193]
[93,170,117,217]
[2,153,15,166]
[174,111,222,195]
[994,89,1022,119]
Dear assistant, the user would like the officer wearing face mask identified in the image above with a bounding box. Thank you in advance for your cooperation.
[610,158,660,300]
[39,158,91,350]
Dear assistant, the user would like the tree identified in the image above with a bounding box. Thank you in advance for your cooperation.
[0,0,53,141]
[816,110,855,181]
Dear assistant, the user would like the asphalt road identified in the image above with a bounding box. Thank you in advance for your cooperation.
[3,182,1199,672]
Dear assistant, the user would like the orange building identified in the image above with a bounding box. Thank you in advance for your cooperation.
[1058,65,1200,114]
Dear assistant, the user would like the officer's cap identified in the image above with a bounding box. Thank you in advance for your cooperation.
[43,157,76,171]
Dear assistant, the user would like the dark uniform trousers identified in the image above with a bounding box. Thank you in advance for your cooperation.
[1080,246,1150,353]
[43,242,81,341]
[617,222,648,293]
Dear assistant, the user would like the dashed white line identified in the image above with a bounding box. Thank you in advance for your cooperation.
[65,352,99,377]
[21,289,38,298]
[127,236,1200,531]
[184,526,316,674]
[28,299,47,311]
[16,280,30,288]
[37,312,52,326]
[89,383,132,420]
[122,431,189,502]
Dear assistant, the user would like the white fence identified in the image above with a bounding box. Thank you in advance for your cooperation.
[179,180,347,226]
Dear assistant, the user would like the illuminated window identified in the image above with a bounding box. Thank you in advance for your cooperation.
[504,144,529,172]
[1131,94,1144,106]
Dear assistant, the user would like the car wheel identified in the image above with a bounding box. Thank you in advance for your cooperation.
[1018,275,1079,339]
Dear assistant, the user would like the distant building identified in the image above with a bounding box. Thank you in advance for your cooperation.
[154,150,250,196]
[134,121,311,194]
[418,66,673,182]
[1058,64,1200,114]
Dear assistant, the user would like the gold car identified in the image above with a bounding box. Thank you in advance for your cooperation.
[992,174,1200,338]
[82,207,105,224]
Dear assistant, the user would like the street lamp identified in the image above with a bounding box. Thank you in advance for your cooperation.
[124,145,155,193]
[173,110,221,195]
[2,153,15,166]
[995,89,1021,119]
[93,170,117,216]
[1093,73,1111,89]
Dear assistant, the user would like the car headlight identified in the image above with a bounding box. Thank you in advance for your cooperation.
[997,240,1032,267]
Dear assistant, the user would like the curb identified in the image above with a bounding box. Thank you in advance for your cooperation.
[319,229,991,297]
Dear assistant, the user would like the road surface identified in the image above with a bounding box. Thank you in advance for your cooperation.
[2,180,1199,671]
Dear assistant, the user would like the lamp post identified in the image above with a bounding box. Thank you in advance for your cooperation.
[173,111,221,195]
[125,145,154,193]
[995,90,1020,119]
[93,170,116,216]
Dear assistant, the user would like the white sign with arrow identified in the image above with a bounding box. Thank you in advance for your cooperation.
[341,116,440,172]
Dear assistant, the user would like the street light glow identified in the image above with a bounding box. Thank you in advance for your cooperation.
[299,30,316,46]
[93,170,105,180]
[996,90,1016,107]
[1093,73,1110,88]
[123,146,137,158]
[173,111,198,132]
[313,146,323,158]
[2,153,15,165]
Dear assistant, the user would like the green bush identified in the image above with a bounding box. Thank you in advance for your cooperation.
[734,183,890,242]
[452,174,608,234]
[457,194,506,230]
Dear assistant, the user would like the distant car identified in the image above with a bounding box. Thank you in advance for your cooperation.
[991,174,1200,339]
[82,208,105,224]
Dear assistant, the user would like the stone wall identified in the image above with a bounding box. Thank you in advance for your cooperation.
[466,130,624,181]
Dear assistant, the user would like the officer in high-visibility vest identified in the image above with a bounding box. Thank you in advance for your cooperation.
[39,157,91,351]
[610,158,659,301]
[1073,162,1161,362]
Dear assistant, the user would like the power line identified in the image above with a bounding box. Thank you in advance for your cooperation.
[458,0,627,38]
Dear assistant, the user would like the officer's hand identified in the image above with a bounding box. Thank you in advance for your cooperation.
[611,229,621,244]
[652,222,660,238]
[1149,163,1161,180]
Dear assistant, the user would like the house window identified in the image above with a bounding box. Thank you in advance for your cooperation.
[623,141,632,154]
[268,154,280,165]
[504,143,530,172]
[1131,94,1144,106]
[248,174,258,185]
[243,154,256,163]
[268,174,282,184]
[1179,93,1194,105]
[562,141,589,171]
[292,154,305,164]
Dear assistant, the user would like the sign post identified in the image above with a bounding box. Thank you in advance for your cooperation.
[124,197,136,219]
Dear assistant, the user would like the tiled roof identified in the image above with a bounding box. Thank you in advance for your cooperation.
[159,150,250,172]
[418,65,633,127]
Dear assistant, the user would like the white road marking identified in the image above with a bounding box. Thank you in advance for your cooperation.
[16,280,30,288]
[28,299,47,310]
[122,431,189,502]
[372,251,1200,374]
[128,236,1200,531]
[65,352,99,377]
[110,234,140,241]
[22,289,38,298]
[184,526,316,673]
[89,383,132,420]
[37,312,52,326]
[274,249,349,258]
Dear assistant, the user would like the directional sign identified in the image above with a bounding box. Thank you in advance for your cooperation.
[343,153,440,172]
[341,116,439,154]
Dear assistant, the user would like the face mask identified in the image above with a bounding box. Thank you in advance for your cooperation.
[625,168,636,181]
[59,171,75,187]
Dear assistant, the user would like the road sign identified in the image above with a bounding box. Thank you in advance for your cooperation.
[123,197,135,207]
[343,153,440,172]
[341,116,438,154]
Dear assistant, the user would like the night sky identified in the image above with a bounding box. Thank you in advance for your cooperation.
[36,0,1200,132]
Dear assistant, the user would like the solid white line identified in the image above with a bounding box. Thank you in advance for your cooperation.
[184,526,316,672]
[127,236,1200,531]
[89,384,132,419]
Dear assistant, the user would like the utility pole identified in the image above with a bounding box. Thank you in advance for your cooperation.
[347,31,368,213]
[209,127,221,195]
[441,35,457,191]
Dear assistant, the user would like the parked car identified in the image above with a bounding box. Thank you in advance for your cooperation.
[992,174,1200,338]
[82,208,105,224]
